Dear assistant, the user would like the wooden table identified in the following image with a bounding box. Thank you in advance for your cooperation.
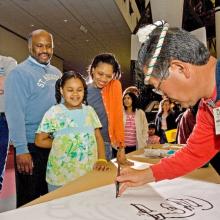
[128,148,220,184]
[25,147,220,207]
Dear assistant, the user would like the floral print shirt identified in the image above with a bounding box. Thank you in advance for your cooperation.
[37,104,102,186]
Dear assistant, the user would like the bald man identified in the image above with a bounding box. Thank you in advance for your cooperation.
[5,29,62,207]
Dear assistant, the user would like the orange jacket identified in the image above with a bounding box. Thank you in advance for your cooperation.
[101,79,125,147]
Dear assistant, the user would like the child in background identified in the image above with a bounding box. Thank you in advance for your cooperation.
[123,92,148,153]
[35,71,109,192]
[87,53,132,165]
[123,86,140,97]
[147,123,160,145]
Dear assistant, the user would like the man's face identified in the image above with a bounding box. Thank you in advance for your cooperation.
[29,32,53,64]
[147,64,199,108]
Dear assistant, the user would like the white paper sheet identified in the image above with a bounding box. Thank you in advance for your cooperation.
[1,168,220,219]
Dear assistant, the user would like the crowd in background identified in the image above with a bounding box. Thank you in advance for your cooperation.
[1,23,220,209]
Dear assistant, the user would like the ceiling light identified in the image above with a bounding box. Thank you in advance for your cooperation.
[64,19,68,23]
[79,25,87,34]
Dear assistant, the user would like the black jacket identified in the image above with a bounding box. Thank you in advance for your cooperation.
[155,111,177,137]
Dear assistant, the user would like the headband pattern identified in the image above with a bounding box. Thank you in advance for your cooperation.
[137,20,169,84]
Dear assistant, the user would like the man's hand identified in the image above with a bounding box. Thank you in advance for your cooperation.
[16,153,33,175]
[116,167,155,196]
[116,148,134,166]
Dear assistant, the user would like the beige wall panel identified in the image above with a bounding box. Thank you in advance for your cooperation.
[0,26,63,71]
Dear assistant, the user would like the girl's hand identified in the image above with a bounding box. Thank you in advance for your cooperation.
[93,160,110,171]
[117,148,134,166]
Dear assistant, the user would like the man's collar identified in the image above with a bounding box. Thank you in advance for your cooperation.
[28,56,50,68]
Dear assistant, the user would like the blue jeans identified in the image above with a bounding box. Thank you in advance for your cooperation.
[0,113,9,191]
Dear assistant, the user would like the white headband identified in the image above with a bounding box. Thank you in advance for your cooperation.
[137,20,169,84]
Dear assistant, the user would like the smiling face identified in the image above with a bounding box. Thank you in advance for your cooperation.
[92,62,114,89]
[29,31,53,64]
[61,78,84,109]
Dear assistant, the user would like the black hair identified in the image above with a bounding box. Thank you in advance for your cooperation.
[123,92,139,112]
[55,71,88,104]
[88,53,121,79]
[148,123,156,129]
[135,26,210,89]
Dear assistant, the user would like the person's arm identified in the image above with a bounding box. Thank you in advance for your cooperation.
[5,68,33,174]
[154,114,161,136]
[93,128,110,171]
[116,167,155,196]
[107,80,133,165]
[15,154,33,175]
[140,109,148,147]
[116,102,220,196]
[35,106,56,149]
[151,103,220,181]
[95,128,106,160]
[5,69,29,154]
[35,132,52,148]
[88,106,109,171]
[0,56,17,93]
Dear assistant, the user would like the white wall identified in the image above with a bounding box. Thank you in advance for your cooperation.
[150,0,184,28]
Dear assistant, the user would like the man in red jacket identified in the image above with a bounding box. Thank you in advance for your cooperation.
[116,20,220,195]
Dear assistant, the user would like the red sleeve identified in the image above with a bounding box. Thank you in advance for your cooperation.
[151,101,220,181]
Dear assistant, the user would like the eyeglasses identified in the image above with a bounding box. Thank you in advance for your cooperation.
[152,71,166,96]
[152,64,170,96]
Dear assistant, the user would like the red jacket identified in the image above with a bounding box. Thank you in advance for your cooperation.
[151,98,220,181]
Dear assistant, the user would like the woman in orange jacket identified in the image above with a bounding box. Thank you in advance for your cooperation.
[87,53,132,165]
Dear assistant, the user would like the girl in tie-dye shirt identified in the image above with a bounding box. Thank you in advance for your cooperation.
[35,71,109,192]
